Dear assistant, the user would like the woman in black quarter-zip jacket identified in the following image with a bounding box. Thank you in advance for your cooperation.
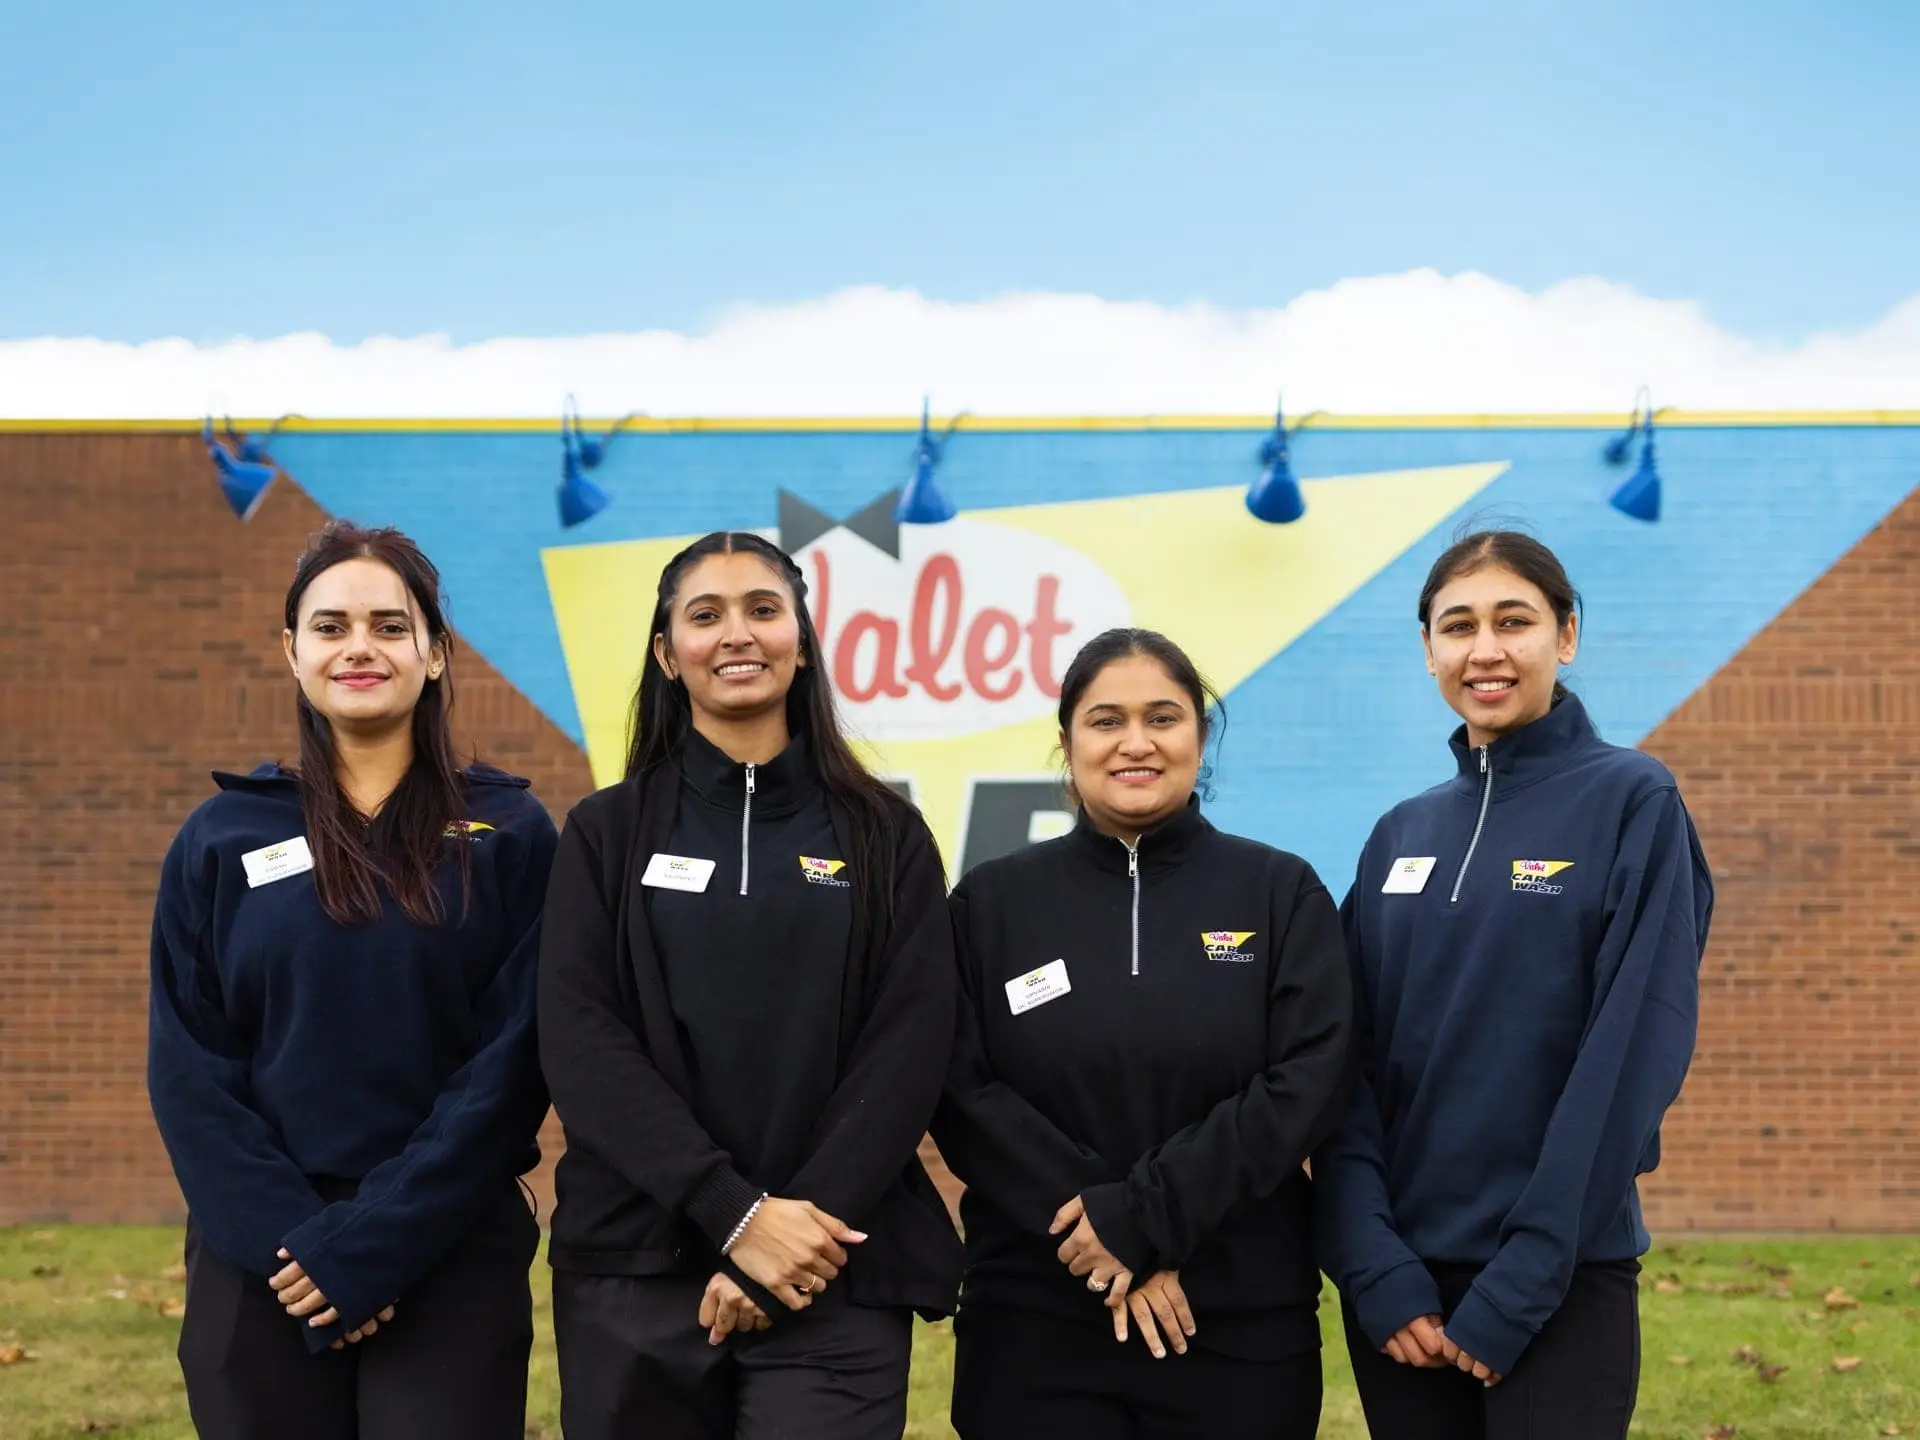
[537,530,962,1440]
[931,628,1352,1440]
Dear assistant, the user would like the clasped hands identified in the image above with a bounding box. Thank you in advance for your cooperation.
[268,1249,395,1350]
[1384,1312,1502,1386]
[1050,1196,1195,1361]
[698,1197,868,1347]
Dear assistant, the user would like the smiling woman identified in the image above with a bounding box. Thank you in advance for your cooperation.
[1315,529,1715,1440]
[146,520,558,1440]
[930,626,1351,1440]
[537,531,964,1440]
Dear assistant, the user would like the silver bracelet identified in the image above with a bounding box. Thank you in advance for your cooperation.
[720,1193,769,1257]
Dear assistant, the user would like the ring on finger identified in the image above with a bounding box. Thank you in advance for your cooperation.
[1088,1277,1109,1292]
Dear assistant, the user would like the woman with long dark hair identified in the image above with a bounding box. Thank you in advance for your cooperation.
[538,530,962,1439]
[931,627,1351,1439]
[1316,529,1713,1439]
[147,520,557,1439]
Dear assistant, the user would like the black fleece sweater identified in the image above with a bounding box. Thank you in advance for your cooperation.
[538,730,963,1316]
[931,801,1352,1360]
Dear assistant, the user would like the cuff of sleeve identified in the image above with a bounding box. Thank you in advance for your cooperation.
[1078,1184,1157,1277]
[1439,1284,1533,1378]
[1350,1257,1446,1353]
[686,1165,766,1249]
[280,1214,380,1352]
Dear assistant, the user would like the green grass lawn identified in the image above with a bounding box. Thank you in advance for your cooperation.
[3,1228,1916,1438]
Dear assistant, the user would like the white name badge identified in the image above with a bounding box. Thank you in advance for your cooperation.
[1381,856,1437,895]
[1006,959,1072,1016]
[642,853,716,893]
[242,836,314,889]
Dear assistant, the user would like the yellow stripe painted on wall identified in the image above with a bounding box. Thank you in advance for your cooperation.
[3,410,1919,434]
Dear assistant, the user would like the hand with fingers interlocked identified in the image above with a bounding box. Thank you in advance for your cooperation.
[1108,1269,1196,1359]
[269,1248,397,1346]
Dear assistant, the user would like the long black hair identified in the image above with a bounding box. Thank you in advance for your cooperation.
[284,520,469,927]
[1417,527,1582,704]
[627,530,911,924]
[1054,627,1226,805]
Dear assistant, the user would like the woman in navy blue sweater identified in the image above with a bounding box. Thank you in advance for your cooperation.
[147,521,556,1440]
[1316,530,1713,1439]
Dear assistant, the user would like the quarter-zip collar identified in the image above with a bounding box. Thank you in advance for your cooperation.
[1446,693,1601,800]
[677,727,818,818]
[1067,794,1212,876]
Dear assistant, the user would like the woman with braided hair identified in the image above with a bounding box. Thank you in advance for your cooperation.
[539,530,962,1439]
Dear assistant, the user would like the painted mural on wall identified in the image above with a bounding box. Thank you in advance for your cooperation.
[268,420,1920,882]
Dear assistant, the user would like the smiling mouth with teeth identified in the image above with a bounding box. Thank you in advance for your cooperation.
[716,662,768,677]
[1469,680,1516,691]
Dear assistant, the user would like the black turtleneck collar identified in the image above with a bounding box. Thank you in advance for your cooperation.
[678,725,820,818]
[1067,792,1212,875]
[1448,693,1602,797]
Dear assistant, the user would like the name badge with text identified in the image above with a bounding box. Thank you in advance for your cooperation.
[642,853,716,893]
[1381,856,1437,895]
[1006,959,1072,1016]
[242,836,314,889]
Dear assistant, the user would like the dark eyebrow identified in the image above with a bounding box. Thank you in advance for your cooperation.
[681,589,786,609]
[1434,599,1541,621]
[1084,698,1188,715]
[308,608,412,620]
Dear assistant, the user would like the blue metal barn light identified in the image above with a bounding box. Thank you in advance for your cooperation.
[1245,397,1307,524]
[203,416,280,521]
[555,395,642,527]
[895,398,967,526]
[1603,387,1663,523]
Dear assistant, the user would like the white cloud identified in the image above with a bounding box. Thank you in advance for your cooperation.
[3,270,1917,418]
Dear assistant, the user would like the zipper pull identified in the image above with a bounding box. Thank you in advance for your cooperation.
[1128,847,1138,877]
[746,764,756,795]
[1479,746,1488,774]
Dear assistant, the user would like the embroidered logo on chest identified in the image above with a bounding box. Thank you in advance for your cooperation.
[1512,859,1574,895]
[1202,930,1258,963]
[444,820,495,842]
[799,856,851,888]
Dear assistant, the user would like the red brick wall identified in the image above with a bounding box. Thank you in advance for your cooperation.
[2,433,1914,1230]
[1638,484,1920,1231]
[0,434,591,1223]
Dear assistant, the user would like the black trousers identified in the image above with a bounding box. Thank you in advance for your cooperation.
[950,1305,1323,1440]
[551,1270,914,1440]
[178,1182,539,1440]
[1342,1261,1641,1440]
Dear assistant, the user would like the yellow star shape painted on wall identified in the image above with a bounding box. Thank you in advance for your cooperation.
[543,461,1506,867]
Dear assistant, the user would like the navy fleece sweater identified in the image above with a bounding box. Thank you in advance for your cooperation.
[1314,697,1711,1376]
[147,763,555,1349]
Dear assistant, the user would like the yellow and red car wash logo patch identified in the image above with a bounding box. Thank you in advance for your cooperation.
[1202,930,1257,963]
[799,856,852,888]
[1511,859,1574,895]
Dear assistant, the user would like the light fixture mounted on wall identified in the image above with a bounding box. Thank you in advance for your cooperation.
[557,395,644,528]
[204,414,302,521]
[1245,396,1319,524]
[894,397,968,525]
[1603,387,1665,522]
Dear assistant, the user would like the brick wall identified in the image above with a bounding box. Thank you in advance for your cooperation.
[1637,484,1920,1230]
[2,432,1914,1230]
[0,434,591,1222]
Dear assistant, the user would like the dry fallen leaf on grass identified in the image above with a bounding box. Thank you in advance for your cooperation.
[1828,1356,1861,1373]
[1669,1355,1693,1366]
[1706,1425,1737,1439]
[73,1422,119,1434]
[1758,1362,1789,1383]
[1824,1286,1860,1310]
[1656,1277,1687,1294]
[0,1344,30,1365]
[159,1263,187,1282]
[158,1299,186,1319]
[1731,1344,1762,1365]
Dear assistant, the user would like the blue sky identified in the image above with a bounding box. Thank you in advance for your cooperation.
[2,0,1914,345]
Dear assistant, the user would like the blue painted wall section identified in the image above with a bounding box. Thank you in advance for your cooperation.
[269,424,1918,883]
